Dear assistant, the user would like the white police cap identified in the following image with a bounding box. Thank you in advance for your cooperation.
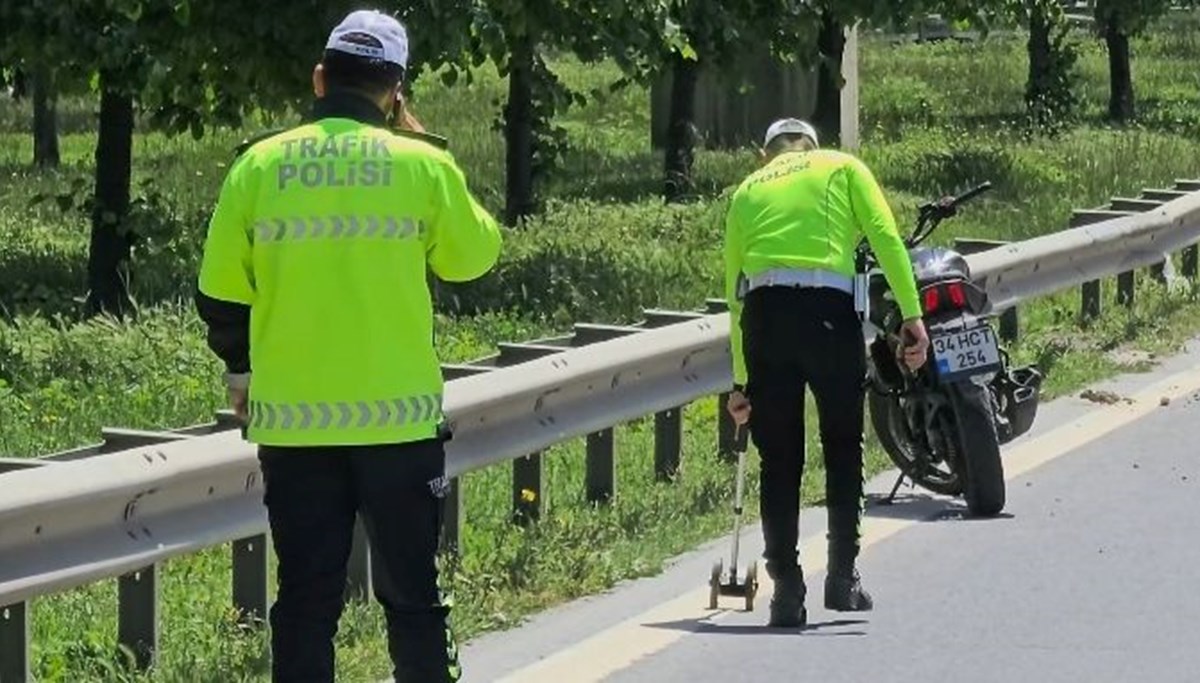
[763,118,819,149]
[325,10,409,69]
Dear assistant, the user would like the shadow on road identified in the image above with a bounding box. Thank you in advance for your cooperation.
[864,492,1015,523]
[642,617,868,638]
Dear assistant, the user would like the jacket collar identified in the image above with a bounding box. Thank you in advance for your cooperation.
[307,90,388,127]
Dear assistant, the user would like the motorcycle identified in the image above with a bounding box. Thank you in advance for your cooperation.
[857,181,1043,517]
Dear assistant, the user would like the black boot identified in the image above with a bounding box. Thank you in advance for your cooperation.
[824,568,873,612]
[826,536,872,612]
[767,563,807,628]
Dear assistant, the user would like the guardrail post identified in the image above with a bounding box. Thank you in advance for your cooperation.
[655,406,683,481]
[118,565,158,670]
[345,516,371,601]
[1082,280,1102,322]
[1184,246,1198,280]
[491,341,562,526]
[1150,261,1168,284]
[0,603,28,683]
[717,393,737,462]
[1118,271,1136,307]
[513,452,544,524]
[586,429,616,503]
[232,534,269,625]
[706,300,739,462]
[999,308,1019,343]
[440,477,463,553]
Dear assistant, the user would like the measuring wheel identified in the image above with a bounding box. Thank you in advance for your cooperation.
[708,560,723,609]
[742,560,759,612]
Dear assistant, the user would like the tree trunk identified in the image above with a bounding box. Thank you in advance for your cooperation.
[663,52,699,203]
[85,79,135,318]
[815,11,846,148]
[504,36,536,227]
[31,66,60,168]
[1025,3,1060,128]
[1104,23,1134,123]
[1026,3,1052,118]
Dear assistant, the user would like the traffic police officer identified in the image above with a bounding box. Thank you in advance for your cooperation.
[195,10,502,682]
[724,118,929,628]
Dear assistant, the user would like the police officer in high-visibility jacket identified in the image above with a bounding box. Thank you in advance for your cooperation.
[724,118,929,629]
[195,10,501,682]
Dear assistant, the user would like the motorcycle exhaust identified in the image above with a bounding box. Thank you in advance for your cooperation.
[998,366,1043,441]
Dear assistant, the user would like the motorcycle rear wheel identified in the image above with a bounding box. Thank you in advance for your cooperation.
[947,380,1007,517]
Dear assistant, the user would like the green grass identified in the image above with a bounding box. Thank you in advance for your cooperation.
[5,14,1200,681]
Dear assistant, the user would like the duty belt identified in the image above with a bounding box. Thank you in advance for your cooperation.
[744,268,854,295]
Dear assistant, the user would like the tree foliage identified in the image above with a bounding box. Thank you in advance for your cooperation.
[653,0,1019,200]
[1006,0,1080,131]
[0,0,1142,305]
[1094,0,1179,35]
[0,0,367,316]
[395,0,681,224]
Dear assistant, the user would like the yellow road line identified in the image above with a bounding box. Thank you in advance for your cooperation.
[499,365,1200,683]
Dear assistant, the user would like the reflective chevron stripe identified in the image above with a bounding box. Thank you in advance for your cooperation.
[252,216,426,244]
[248,394,442,430]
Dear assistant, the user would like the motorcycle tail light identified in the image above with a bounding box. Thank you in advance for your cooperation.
[946,282,967,309]
[922,288,940,314]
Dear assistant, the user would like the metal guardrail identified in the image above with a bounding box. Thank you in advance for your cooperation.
[0,303,738,679]
[2,179,1199,680]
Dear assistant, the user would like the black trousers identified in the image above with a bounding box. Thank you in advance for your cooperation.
[741,287,867,579]
[257,438,458,683]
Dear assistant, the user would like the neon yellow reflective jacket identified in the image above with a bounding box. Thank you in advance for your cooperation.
[198,114,502,447]
[723,149,921,385]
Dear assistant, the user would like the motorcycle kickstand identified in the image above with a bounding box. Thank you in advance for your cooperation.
[880,471,908,506]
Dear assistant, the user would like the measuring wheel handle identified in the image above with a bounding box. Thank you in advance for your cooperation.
[743,560,759,612]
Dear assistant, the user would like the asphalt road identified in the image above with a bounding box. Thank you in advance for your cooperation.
[458,341,1200,683]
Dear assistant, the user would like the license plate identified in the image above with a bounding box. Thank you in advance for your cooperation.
[931,325,1001,380]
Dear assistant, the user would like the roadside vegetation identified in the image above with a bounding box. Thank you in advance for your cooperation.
[3,13,1200,681]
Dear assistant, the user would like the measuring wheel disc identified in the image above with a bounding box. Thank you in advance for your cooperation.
[709,560,723,609]
[743,561,759,612]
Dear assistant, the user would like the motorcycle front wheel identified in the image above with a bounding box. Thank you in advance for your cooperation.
[868,390,963,496]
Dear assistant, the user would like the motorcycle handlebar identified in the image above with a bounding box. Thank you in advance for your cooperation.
[920,181,994,215]
[859,181,994,265]
[953,181,993,206]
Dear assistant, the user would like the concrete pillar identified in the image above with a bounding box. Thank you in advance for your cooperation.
[840,23,861,151]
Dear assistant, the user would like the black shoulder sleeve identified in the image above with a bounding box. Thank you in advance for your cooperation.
[198,129,285,374]
[195,291,251,374]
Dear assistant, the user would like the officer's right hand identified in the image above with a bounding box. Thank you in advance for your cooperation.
[899,318,930,371]
[393,93,426,133]
[727,390,752,426]
[228,386,249,425]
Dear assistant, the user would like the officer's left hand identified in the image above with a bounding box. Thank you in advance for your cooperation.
[228,387,249,424]
[727,390,752,426]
